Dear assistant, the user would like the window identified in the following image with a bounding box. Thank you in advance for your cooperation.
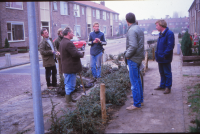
[87,24,92,35]
[140,24,142,26]
[176,22,179,25]
[96,10,100,19]
[60,2,68,15]
[53,2,57,11]
[143,24,145,26]
[115,27,119,35]
[73,4,80,17]
[107,13,109,19]
[180,22,183,25]
[115,14,118,22]
[103,26,107,35]
[93,10,95,17]
[6,2,23,10]
[169,23,172,25]
[74,25,81,37]
[103,11,106,20]
[82,7,84,15]
[61,24,68,29]
[7,22,25,42]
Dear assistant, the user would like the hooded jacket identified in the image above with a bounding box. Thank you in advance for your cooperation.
[155,27,175,63]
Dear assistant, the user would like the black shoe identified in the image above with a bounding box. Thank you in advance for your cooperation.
[154,86,165,90]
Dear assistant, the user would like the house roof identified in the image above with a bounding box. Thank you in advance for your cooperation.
[73,1,119,14]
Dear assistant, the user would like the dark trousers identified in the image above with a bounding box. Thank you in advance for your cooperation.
[45,65,57,87]
[158,63,172,89]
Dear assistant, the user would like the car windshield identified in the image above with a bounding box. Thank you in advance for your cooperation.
[70,36,79,42]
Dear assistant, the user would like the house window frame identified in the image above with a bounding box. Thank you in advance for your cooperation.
[7,21,25,42]
[115,14,118,22]
[103,26,107,35]
[82,7,84,15]
[103,11,106,20]
[107,13,109,19]
[93,10,95,17]
[60,1,68,15]
[61,24,68,29]
[6,2,23,10]
[74,25,81,37]
[73,4,80,17]
[53,1,57,11]
[96,9,100,19]
[41,21,50,37]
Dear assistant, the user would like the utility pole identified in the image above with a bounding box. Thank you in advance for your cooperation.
[27,2,44,134]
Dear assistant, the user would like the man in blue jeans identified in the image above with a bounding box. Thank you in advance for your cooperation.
[154,19,175,94]
[88,22,107,82]
[124,13,144,110]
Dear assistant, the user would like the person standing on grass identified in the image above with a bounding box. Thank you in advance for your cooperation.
[59,27,84,105]
[154,19,175,94]
[124,12,144,111]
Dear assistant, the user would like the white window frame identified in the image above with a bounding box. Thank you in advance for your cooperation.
[103,26,107,35]
[53,1,57,11]
[7,21,25,42]
[96,9,100,19]
[93,10,95,17]
[73,4,80,17]
[6,2,23,10]
[115,14,118,22]
[74,25,81,37]
[82,7,84,15]
[41,21,50,37]
[143,24,145,26]
[103,11,106,20]
[60,1,68,15]
[140,24,142,26]
[107,13,109,19]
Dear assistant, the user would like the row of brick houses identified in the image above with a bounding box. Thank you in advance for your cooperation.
[0,1,119,49]
[188,0,200,35]
[137,17,189,34]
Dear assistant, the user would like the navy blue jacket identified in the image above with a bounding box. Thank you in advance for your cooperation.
[88,30,106,56]
[155,27,175,63]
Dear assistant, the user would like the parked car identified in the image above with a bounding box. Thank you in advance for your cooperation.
[71,36,87,51]
[151,30,159,36]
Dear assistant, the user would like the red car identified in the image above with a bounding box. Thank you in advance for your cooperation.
[71,36,87,51]
[53,36,86,51]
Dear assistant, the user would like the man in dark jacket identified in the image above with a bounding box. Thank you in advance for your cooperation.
[154,19,175,94]
[88,22,107,82]
[59,27,84,105]
[39,28,60,89]
[54,28,63,79]
[124,13,144,111]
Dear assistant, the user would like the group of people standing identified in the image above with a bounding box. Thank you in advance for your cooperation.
[39,12,175,109]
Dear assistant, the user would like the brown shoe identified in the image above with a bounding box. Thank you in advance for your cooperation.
[126,105,141,110]
[130,101,144,106]
[154,86,165,90]
[163,88,171,94]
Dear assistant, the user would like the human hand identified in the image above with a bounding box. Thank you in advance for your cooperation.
[95,38,100,43]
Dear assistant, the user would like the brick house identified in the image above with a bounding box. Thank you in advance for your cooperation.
[137,17,189,34]
[188,0,200,35]
[0,1,119,49]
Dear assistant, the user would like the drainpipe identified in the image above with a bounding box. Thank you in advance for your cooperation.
[27,2,44,134]
[50,2,54,39]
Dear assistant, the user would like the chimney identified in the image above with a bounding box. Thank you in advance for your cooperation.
[100,1,105,6]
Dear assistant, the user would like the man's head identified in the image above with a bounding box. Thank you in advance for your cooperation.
[155,19,167,32]
[93,22,99,32]
[41,28,49,38]
[126,12,136,25]
[57,28,63,37]
[63,27,74,39]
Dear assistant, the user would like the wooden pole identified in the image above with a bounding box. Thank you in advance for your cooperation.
[100,83,106,123]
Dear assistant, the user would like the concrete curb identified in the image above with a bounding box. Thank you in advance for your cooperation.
[0,59,42,70]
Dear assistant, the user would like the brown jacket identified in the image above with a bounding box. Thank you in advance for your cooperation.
[59,38,83,74]
[39,38,57,67]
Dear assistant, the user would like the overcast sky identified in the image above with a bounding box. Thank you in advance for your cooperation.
[93,0,194,20]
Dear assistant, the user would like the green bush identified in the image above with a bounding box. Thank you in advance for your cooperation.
[181,31,192,56]
[4,38,10,48]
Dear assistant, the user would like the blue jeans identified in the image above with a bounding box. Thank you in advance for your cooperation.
[158,63,172,89]
[127,59,143,108]
[64,73,76,95]
[90,52,103,78]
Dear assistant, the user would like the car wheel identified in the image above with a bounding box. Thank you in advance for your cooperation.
[81,45,85,51]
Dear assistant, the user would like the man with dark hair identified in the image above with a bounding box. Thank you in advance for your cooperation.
[39,28,60,89]
[154,19,175,94]
[59,27,84,105]
[124,12,144,110]
[54,28,63,79]
[88,22,107,83]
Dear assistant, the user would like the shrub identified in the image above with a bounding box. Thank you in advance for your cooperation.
[178,33,182,38]
[109,54,114,60]
[181,31,192,56]
[4,38,10,48]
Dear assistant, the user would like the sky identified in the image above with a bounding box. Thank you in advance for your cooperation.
[93,0,194,20]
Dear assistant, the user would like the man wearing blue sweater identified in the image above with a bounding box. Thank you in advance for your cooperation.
[88,22,107,82]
